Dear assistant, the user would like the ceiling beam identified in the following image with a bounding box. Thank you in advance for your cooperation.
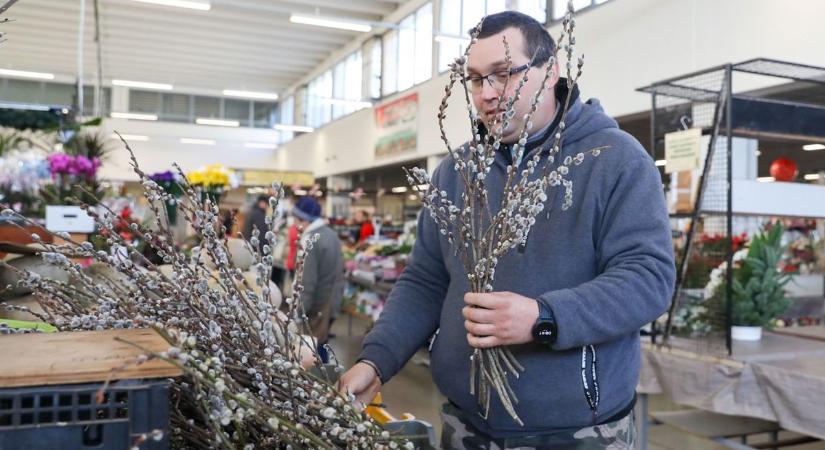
[273,0,396,17]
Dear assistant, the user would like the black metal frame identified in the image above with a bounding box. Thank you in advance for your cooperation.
[638,58,825,355]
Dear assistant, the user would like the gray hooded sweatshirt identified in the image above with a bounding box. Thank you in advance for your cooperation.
[359,82,675,438]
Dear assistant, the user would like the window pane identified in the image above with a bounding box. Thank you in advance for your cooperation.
[42,83,74,106]
[254,102,277,127]
[320,70,333,124]
[439,0,461,34]
[462,0,485,35]
[4,79,42,103]
[161,93,190,121]
[414,2,433,84]
[382,30,398,95]
[370,38,382,99]
[512,0,546,22]
[486,0,506,15]
[279,95,294,141]
[332,60,346,119]
[129,90,161,113]
[397,14,415,91]
[82,86,110,115]
[194,96,220,118]
[225,99,250,124]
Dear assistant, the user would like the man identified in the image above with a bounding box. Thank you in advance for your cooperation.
[241,195,270,253]
[339,10,675,449]
[353,210,375,243]
[292,196,345,361]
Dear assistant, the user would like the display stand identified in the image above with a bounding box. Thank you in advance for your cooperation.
[638,58,825,355]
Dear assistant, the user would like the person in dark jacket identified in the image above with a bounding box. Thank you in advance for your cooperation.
[339,11,675,449]
[292,196,345,362]
[241,195,270,253]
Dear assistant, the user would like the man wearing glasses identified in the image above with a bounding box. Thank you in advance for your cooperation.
[340,10,674,450]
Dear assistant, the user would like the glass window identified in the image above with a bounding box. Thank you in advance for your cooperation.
[370,37,382,99]
[414,2,433,85]
[82,86,111,115]
[383,2,433,95]
[279,95,294,142]
[194,96,220,118]
[332,59,347,119]
[4,79,42,103]
[42,83,75,106]
[254,102,277,128]
[161,93,190,121]
[382,29,399,96]
[129,90,161,114]
[225,99,250,124]
[552,0,597,20]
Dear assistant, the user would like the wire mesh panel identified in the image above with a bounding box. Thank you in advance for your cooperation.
[644,67,733,356]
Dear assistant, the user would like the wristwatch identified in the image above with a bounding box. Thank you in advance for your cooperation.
[532,300,558,346]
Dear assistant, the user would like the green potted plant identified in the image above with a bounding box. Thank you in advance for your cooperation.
[730,224,793,340]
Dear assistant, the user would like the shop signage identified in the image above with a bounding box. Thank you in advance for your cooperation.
[664,128,702,173]
[239,170,314,186]
[374,93,418,158]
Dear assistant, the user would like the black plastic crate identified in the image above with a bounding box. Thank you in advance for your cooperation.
[0,379,170,450]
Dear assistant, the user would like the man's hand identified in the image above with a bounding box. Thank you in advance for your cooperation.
[337,361,382,410]
[463,291,540,348]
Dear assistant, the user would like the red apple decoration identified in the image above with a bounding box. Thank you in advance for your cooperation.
[769,157,798,182]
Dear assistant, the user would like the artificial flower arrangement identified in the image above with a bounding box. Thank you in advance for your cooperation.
[149,170,184,225]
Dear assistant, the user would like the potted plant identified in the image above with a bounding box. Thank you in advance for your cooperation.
[730,224,793,340]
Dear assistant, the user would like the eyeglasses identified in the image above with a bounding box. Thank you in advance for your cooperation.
[467,64,531,92]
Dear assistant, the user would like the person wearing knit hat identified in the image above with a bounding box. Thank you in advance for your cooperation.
[291,195,344,362]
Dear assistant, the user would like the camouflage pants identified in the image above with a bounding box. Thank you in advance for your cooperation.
[440,403,635,450]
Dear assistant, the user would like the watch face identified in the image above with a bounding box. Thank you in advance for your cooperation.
[534,321,557,344]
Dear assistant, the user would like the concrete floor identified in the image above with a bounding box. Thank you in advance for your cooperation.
[328,316,825,450]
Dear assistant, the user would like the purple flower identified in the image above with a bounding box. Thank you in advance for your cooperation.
[47,153,73,176]
[74,155,94,177]
[150,171,176,183]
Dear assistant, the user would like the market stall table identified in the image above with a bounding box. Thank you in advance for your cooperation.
[639,332,825,449]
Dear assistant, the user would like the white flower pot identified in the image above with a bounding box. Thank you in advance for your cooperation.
[731,325,762,341]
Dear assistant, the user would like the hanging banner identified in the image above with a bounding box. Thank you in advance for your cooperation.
[374,93,418,158]
[664,128,702,173]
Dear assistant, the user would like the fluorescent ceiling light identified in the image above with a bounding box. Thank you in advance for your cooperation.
[244,142,277,149]
[112,79,173,90]
[434,34,470,45]
[196,118,239,127]
[111,112,158,121]
[804,173,821,181]
[0,68,55,80]
[290,14,372,33]
[293,189,308,196]
[391,186,408,193]
[416,184,429,191]
[803,143,825,151]
[654,159,666,167]
[222,89,279,101]
[112,133,150,142]
[128,0,210,11]
[757,176,775,182]
[321,97,373,108]
[273,124,314,133]
[180,138,216,145]
[0,102,50,111]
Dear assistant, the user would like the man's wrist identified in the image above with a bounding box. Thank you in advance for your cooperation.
[356,359,383,381]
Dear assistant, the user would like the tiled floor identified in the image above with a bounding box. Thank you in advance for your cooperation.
[328,316,825,450]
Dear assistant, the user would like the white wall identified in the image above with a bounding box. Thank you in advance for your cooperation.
[277,0,825,179]
[100,118,312,181]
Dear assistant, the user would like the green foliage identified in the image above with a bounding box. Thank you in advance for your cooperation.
[731,224,792,327]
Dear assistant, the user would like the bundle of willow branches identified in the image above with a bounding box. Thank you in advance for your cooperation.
[1,138,410,449]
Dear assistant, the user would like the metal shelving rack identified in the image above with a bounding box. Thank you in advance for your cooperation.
[638,58,825,355]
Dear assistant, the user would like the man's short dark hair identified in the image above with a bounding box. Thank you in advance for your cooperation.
[256,194,269,204]
[469,11,556,66]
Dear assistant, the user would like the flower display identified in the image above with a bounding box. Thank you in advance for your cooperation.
[46,153,102,178]
[186,164,231,189]
[0,142,409,449]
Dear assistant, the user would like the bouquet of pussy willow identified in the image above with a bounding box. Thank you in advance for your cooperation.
[0,138,410,449]
[405,2,606,425]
